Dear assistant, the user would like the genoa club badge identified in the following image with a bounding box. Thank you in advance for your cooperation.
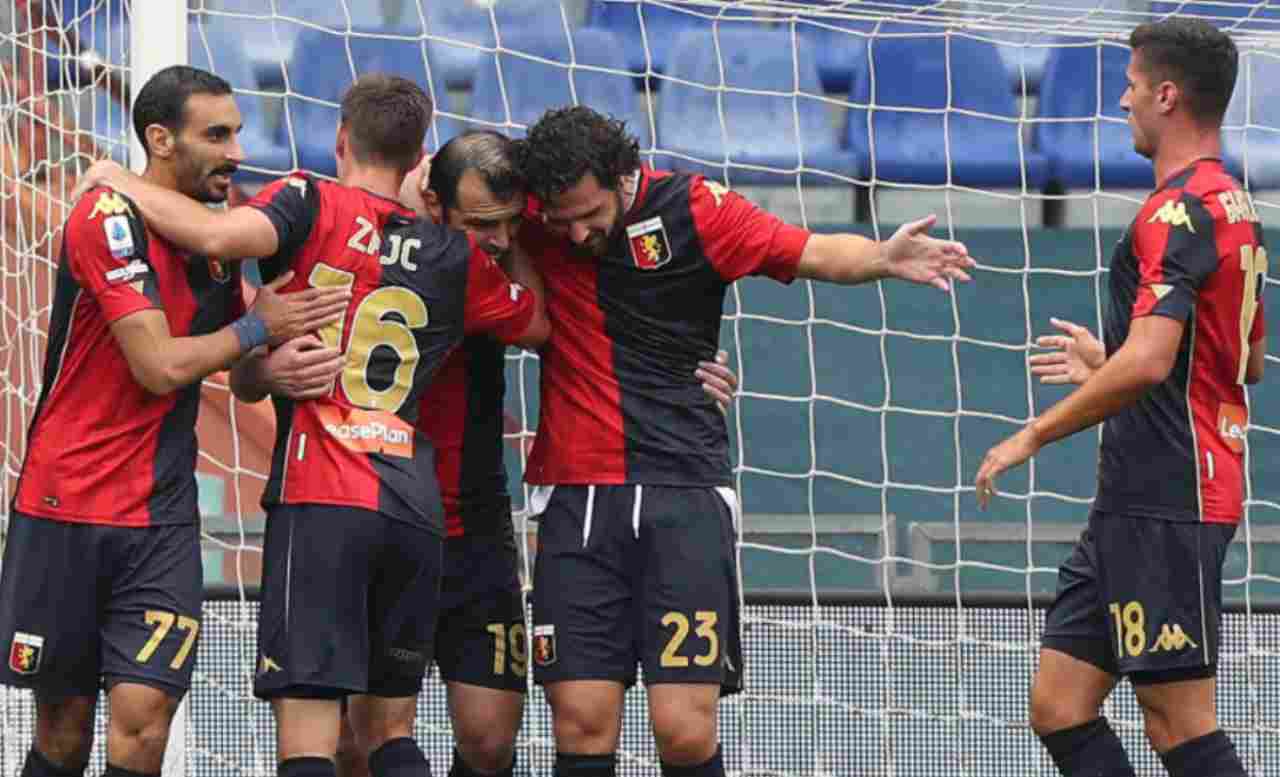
[533,624,557,666]
[626,216,671,270]
[9,631,43,675]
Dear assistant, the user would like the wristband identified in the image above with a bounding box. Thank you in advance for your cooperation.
[230,312,270,352]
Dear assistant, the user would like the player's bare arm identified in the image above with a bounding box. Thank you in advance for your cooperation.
[795,214,976,290]
[975,314,1184,507]
[111,271,349,395]
[73,159,280,260]
[1246,334,1266,384]
[230,333,345,403]
[1029,317,1107,386]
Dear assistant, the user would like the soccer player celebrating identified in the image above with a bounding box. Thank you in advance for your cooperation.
[0,65,347,777]
[976,19,1262,777]
[512,105,975,777]
[74,74,550,777]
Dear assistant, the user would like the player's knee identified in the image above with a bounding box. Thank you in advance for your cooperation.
[34,695,96,767]
[455,730,516,775]
[1029,677,1084,737]
[650,704,717,766]
[106,686,180,771]
[1138,701,1215,754]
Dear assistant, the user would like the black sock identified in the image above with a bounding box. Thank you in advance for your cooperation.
[1160,730,1248,777]
[21,750,85,777]
[102,765,157,777]
[661,745,725,776]
[554,752,616,777]
[280,756,338,777]
[369,737,430,777]
[449,748,513,777]
[1039,717,1136,777]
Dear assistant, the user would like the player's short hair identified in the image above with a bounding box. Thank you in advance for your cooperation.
[1129,18,1237,126]
[340,74,433,175]
[131,65,233,158]
[429,130,523,213]
[514,105,640,201]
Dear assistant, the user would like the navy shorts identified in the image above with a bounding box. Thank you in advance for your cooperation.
[254,504,443,700]
[0,511,203,697]
[530,485,743,695]
[1042,509,1236,684]
[434,523,526,693]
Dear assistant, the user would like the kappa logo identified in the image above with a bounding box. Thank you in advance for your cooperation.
[1148,623,1199,653]
[533,624,557,666]
[702,179,729,207]
[257,655,282,674]
[88,190,131,220]
[1148,200,1196,233]
[9,632,43,675]
[626,216,671,270]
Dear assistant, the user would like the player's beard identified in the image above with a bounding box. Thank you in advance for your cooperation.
[176,144,237,204]
[569,190,626,259]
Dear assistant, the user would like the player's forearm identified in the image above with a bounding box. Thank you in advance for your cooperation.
[132,328,246,396]
[94,167,231,258]
[795,233,889,285]
[1026,346,1164,448]
[229,349,272,403]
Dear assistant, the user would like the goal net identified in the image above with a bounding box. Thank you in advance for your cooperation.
[3,0,1280,774]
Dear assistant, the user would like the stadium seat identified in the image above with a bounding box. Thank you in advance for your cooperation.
[798,0,951,94]
[847,24,1049,188]
[466,27,652,147]
[418,0,563,90]
[1033,42,1150,189]
[584,0,725,80]
[190,19,296,181]
[192,0,360,88]
[655,26,857,185]
[281,26,457,176]
[1223,51,1280,189]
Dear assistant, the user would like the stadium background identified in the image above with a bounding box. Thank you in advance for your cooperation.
[3,0,1280,774]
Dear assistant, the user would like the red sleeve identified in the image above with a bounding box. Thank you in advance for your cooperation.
[246,173,319,282]
[689,176,810,283]
[461,239,536,342]
[1131,191,1219,322]
[65,188,161,324]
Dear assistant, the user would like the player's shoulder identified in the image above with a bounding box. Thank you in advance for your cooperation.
[66,186,146,259]
[69,186,139,229]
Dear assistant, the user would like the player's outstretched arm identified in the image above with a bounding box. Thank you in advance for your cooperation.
[974,315,1183,508]
[72,160,280,260]
[111,272,349,396]
[230,334,345,404]
[795,215,975,289]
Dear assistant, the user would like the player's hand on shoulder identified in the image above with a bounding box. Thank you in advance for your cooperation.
[1029,317,1105,386]
[398,151,432,216]
[249,270,352,346]
[883,214,976,291]
[696,350,738,414]
[71,159,127,202]
[260,333,344,400]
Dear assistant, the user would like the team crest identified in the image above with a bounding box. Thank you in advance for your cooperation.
[9,632,43,675]
[89,190,131,220]
[626,217,671,270]
[533,624,557,666]
[207,257,230,284]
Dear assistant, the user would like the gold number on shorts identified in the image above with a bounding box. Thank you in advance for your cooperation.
[308,262,429,413]
[136,611,201,670]
[1108,600,1146,658]
[660,611,720,668]
[1238,244,1268,384]
[486,623,528,679]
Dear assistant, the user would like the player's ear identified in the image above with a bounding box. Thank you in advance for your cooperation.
[144,123,175,160]
[422,188,443,224]
[1156,79,1179,115]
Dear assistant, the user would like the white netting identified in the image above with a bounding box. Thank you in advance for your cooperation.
[4,0,1280,775]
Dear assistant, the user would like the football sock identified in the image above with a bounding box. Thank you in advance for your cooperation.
[101,765,157,777]
[1160,730,1248,777]
[448,748,513,777]
[369,737,430,777]
[660,745,726,776]
[1039,717,1136,777]
[553,752,616,777]
[279,756,338,777]
[21,749,85,777]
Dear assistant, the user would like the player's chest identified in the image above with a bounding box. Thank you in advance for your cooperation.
[152,249,241,334]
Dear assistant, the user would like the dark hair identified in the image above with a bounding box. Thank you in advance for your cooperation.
[513,105,640,201]
[1129,18,1237,126]
[131,65,233,157]
[428,130,523,212]
[340,74,433,175]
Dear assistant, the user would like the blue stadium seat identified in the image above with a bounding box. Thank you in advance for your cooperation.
[467,27,652,147]
[189,19,295,181]
[280,26,457,176]
[798,0,946,94]
[1223,52,1280,189]
[419,0,559,90]
[847,24,1049,188]
[192,0,363,88]
[1033,43,1150,189]
[584,0,723,79]
[656,26,857,185]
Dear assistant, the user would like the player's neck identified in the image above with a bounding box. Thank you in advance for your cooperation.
[139,164,180,193]
[339,166,401,203]
[1152,124,1221,188]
